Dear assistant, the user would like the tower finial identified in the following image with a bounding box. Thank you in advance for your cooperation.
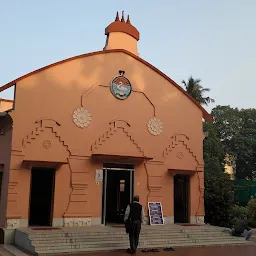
[121,10,125,22]
[126,14,131,24]
[115,11,120,21]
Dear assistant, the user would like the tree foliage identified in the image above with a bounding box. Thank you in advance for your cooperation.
[181,75,256,225]
[182,76,215,106]
[203,123,234,227]
[211,106,256,180]
[211,106,241,152]
[248,197,256,221]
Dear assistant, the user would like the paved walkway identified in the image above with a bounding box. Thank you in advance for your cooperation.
[0,245,255,256]
[55,245,256,256]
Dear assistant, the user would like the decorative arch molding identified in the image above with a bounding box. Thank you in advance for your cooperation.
[109,119,131,128]
[79,83,156,116]
[91,119,144,156]
[80,82,101,107]
[163,133,205,223]
[22,118,71,154]
[162,133,200,165]
[35,118,61,127]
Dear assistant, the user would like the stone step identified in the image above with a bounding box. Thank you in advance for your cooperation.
[29,231,228,239]
[28,227,223,232]
[32,237,247,249]
[31,235,187,243]
[24,229,228,238]
[31,236,235,245]
[28,233,233,242]
[21,232,231,239]
[182,229,225,233]
[30,234,241,244]
[15,225,252,255]
[18,226,222,233]
[35,240,251,254]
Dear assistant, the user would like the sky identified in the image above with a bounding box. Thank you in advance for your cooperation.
[0,1,255,113]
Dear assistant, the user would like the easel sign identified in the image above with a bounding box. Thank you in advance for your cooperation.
[148,202,164,225]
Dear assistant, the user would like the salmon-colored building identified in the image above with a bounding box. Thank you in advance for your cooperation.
[0,12,212,242]
[0,98,13,113]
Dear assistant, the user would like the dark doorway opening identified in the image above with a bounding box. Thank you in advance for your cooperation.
[174,174,189,223]
[29,168,56,226]
[102,163,134,224]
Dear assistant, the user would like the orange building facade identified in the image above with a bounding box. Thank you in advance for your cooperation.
[0,98,13,113]
[0,13,212,241]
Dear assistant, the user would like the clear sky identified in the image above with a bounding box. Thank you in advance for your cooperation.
[0,1,255,112]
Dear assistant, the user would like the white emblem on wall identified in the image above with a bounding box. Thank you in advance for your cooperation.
[95,169,103,182]
[147,117,163,136]
[6,219,20,229]
[64,218,92,227]
[73,107,92,128]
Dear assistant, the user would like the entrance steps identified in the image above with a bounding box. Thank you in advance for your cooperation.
[14,225,253,255]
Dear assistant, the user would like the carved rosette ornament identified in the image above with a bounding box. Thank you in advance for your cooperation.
[147,117,163,136]
[73,108,92,128]
[43,140,51,149]
[177,152,184,159]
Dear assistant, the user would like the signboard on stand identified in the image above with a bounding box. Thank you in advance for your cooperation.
[148,202,164,225]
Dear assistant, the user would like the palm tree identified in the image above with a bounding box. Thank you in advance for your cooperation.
[182,76,215,106]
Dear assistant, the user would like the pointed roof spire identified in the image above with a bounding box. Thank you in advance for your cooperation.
[105,12,140,41]
[121,11,125,22]
[115,11,120,21]
[126,15,131,24]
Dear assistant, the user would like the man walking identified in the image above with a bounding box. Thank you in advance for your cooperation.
[124,195,144,254]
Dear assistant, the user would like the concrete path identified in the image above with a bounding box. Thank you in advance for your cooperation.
[0,245,30,256]
[51,245,256,256]
[0,244,255,256]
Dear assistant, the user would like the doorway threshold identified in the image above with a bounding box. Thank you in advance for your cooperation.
[30,227,61,231]
[106,223,125,228]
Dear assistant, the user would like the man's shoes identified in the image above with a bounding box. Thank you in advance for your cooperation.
[126,248,136,254]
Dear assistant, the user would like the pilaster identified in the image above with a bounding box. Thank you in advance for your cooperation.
[64,156,92,226]
[6,150,25,226]
[145,160,165,202]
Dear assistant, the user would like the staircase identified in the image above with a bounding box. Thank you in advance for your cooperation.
[15,225,252,255]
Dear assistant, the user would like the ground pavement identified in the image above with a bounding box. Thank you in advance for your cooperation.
[0,245,255,256]
[55,245,256,256]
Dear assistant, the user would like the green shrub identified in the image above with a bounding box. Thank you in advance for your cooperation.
[231,205,248,218]
[229,205,248,227]
[248,198,256,220]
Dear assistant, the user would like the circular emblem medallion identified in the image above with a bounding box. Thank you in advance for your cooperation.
[110,75,132,100]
